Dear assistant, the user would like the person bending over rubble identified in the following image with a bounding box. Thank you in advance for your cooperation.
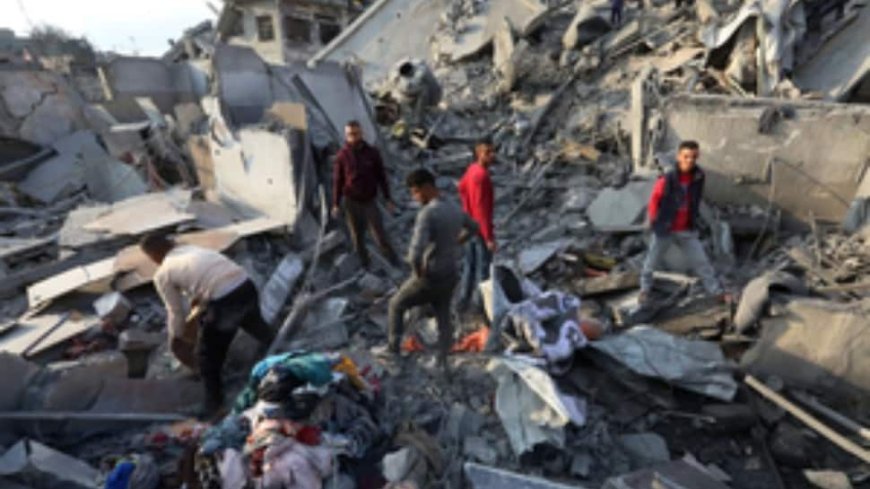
[640,140,729,305]
[388,169,479,369]
[331,120,401,270]
[458,139,497,312]
[140,234,275,415]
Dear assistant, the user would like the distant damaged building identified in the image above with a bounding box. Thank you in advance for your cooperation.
[215,0,363,64]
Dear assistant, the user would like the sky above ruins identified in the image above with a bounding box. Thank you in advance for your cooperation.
[4,0,215,56]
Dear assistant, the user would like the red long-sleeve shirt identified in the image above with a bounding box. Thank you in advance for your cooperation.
[332,142,390,206]
[647,172,692,232]
[458,162,494,244]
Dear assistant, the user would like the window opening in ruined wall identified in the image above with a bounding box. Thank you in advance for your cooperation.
[256,15,275,41]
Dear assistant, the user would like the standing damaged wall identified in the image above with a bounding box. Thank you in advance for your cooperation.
[637,93,870,225]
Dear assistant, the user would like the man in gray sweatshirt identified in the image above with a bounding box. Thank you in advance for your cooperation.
[388,169,479,368]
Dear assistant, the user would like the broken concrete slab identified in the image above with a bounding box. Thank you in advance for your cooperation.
[0,439,99,489]
[26,258,115,308]
[618,433,670,469]
[591,326,737,401]
[437,0,548,63]
[734,270,806,332]
[83,188,195,236]
[465,462,591,489]
[312,0,450,84]
[517,240,568,274]
[587,180,656,228]
[463,437,499,465]
[286,298,350,351]
[602,459,731,489]
[741,298,870,402]
[17,151,85,204]
[562,4,611,51]
[260,253,304,325]
[794,4,870,102]
[0,136,55,181]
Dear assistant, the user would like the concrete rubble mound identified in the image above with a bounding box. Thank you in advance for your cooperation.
[0,0,869,488]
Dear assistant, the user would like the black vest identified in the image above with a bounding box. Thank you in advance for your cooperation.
[651,166,705,236]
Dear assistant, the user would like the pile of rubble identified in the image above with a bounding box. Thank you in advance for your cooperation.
[1,0,869,487]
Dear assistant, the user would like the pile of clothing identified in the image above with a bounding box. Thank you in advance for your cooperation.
[197,352,381,489]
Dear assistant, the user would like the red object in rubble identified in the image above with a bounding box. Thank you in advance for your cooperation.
[451,327,490,353]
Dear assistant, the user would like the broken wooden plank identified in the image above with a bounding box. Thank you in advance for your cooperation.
[653,296,730,336]
[745,374,870,465]
[574,271,639,297]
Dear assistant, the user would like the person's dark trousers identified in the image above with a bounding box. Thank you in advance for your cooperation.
[388,272,458,366]
[459,237,492,312]
[198,280,275,412]
[611,5,623,26]
[343,197,399,268]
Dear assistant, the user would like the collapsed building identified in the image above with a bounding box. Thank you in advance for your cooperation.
[0,0,869,488]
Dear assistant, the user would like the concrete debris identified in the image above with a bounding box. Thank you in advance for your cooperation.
[803,470,854,489]
[602,459,732,489]
[92,291,132,325]
[0,439,99,489]
[465,462,591,489]
[259,253,304,325]
[733,270,806,332]
[591,326,738,401]
[0,0,867,486]
[618,433,670,469]
[587,180,656,229]
[563,4,612,51]
[742,298,870,402]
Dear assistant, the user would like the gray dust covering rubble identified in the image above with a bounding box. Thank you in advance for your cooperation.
[0,0,869,487]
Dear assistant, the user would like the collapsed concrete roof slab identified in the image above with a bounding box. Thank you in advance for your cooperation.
[100,57,208,116]
[794,5,870,101]
[435,0,548,63]
[310,0,451,84]
[645,94,870,225]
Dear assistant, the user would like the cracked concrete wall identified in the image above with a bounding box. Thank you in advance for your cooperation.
[655,94,870,225]
[0,68,90,145]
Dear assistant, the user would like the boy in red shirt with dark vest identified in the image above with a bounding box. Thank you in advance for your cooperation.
[641,140,728,304]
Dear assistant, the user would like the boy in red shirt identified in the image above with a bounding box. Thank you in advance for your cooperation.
[458,140,496,311]
[641,140,727,304]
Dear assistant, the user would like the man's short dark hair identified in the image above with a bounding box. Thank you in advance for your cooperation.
[139,233,175,255]
[406,169,436,188]
[475,138,493,150]
[346,120,361,129]
[678,140,700,151]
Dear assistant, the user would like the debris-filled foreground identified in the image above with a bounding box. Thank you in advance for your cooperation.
[0,0,869,488]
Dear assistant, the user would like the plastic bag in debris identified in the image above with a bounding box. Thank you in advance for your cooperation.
[503,291,588,372]
[590,326,737,401]
[487,356,587,456]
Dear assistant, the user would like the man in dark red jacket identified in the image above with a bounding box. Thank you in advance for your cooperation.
[641,140,726,304]
[331,121,399,269]
[458,140,496,311]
